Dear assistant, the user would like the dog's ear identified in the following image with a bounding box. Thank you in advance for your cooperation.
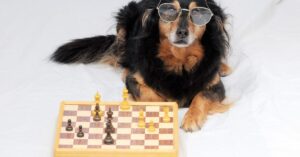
[142,9,154,28]
[207,0,227,33]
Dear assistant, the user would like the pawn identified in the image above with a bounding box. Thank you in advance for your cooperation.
[77,125,84,138]
[103,132,114,145]
[163,107,171,123]
[120,88,130,110]
[147,120,156,132]
[138,110,145,128]
[93,111,101,121]
[65,119,73,131]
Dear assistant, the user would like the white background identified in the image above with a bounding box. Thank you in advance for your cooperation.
[0,0,299,157]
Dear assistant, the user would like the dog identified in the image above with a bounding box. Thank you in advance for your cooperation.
[51,0,232,132]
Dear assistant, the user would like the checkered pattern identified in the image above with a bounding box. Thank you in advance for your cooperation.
[58,104,174,150]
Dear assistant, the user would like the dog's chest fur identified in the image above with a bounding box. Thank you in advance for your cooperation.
[157,39,204,74]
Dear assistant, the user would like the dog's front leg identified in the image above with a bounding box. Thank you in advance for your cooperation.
[124,71,166,102]
[181,93,211,132]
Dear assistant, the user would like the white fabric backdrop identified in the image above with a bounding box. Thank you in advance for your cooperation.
[0,0,299,157]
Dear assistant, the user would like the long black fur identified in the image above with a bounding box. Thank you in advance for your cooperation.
[51,35,116,64]
[51,0,229,108]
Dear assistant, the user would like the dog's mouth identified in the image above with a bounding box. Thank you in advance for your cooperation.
[174,39,188,45]
[171,38,192,48]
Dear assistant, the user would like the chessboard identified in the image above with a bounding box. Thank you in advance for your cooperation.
[54,101,179,157]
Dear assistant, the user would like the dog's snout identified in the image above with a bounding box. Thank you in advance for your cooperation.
[176,28,189,38]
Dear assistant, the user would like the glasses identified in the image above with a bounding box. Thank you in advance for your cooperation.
[157,3,214,26]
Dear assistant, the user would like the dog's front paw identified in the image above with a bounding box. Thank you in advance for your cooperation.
[181,110,206,132]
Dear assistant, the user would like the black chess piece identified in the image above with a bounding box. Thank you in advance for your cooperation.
[66,119,73,131]
[77,125,84,138]
[93,111,101,121]
[105,120,115,133]
[103,132,114,145]
[107,108,113,120]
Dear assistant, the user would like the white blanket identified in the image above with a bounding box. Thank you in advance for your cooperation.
[0,0,299,157]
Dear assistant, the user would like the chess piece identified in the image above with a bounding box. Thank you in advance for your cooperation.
[163,107,171,123]
[95,91,101,103]
[65,119,73,131]
[103,132,114,145]
[138,109,146,128]
[105,119,115,133]
[93,111,101,121]
[120,88,130,110]
[147,120,156,132]
[77,125,84,138]
[91,92,104,118]
[103,118,115,144]
[107,108,113,121]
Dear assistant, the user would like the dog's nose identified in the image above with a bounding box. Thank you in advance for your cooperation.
[176,28,189,38]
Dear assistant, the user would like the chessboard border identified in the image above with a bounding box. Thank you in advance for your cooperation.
[54,101,179,157]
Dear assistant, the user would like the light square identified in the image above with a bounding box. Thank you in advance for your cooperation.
[59,139,73,145]
[88,139,102,145]
[89,128,102,134]
[146,106,160,112]
[131,134,145,140]
[116,139,130,145]
[159,123,173,128]
[64,105,78,111]
[77,111,91,116]
[117,117,132,123]
[159,134,173,140]
[117,128,131,134]
[144,140,159,146]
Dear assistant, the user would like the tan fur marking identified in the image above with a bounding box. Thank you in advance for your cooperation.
[122,69,129,82]
[209,102,231,115]
[142,9,153,28]
[219,63,232,77]
[100,55,119,67]
[128,72,166,102]
[181,93,210,132]
[207,74,220,88]
[134,73,165,101]
[117,27,126,41]
[133,72,146,86]
[158,39,204,74]
[189,2,198,9]
[181,93,231,132]
[137,85,166,102]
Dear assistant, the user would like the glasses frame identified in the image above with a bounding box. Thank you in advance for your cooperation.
[156,2,214,26]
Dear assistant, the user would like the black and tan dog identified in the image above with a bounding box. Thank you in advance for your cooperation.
[51,0,232,132]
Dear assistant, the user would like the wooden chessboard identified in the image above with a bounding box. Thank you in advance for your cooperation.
[54,101,179,157]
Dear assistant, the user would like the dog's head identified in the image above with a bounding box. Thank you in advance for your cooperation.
[142,0,227,48]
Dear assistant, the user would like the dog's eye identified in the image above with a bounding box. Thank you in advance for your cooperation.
[190,7,213,26]
[158,3,179,22]
[191,9,201,16]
